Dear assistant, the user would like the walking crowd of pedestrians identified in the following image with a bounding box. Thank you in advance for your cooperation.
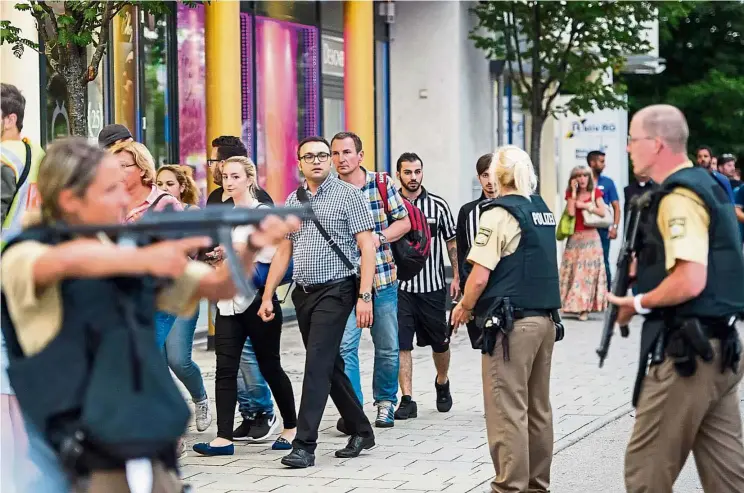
[1,80,743,493]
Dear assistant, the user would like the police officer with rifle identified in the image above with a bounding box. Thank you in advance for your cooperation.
[607,105,744,493]
[0,138,302,493]
[451,146,564,493]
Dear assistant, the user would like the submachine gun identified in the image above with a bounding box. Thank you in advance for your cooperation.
[49,203,313,299]
[596,193,650,368]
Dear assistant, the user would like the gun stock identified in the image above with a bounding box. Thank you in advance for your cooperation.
[596,194,647,367]
[49,204,313,299]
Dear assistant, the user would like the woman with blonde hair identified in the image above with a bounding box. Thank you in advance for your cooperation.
[194,156,297,456]
[109,140,183,222]
[109,141,185,352]
[451,145,562,493]
[559,165,607,320]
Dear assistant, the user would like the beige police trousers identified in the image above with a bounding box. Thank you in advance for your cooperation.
[73,461,183,493]
[482,315,555,493]
[625,339,744,493]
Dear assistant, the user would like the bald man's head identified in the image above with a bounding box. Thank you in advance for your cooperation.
[634,104,689,154]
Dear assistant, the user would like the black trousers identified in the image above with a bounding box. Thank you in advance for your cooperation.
[291,278,373,453]
[214,296,297,440]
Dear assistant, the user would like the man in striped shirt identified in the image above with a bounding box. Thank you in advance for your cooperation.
[456,153,497,346]
[455,153,497,291]
[395,153,459,419]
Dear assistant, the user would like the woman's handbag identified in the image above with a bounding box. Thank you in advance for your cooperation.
[556,209,576,241]
[582,203,614,229]
[252,260,293,289]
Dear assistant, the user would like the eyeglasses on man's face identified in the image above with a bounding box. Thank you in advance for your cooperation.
[300,152,330,164]
[627,135,655,144]
[207,158,222,167]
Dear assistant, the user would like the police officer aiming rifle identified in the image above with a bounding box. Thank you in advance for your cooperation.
[607,105,744,493]
[0,138,300,493]
[451,146,564,493]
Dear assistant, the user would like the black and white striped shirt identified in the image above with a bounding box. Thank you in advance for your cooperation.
[455,193,487,285]
[399,187,457,293]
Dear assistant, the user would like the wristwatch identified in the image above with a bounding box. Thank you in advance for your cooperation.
[377,232,388,244]
[359,292,372,303]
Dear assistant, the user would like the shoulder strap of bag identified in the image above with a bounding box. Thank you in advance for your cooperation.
[296,185,355,271]
[148,192,170,212]
[6,141,32,210]
[375,172,390,216]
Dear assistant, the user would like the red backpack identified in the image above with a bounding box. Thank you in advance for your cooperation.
[375,172,432,281]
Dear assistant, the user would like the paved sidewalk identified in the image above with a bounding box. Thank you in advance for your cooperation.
[179,313,641,493]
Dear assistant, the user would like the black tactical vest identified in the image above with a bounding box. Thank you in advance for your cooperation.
[0,226,190,473]
[636,166,744,319]
[474,194,562,315]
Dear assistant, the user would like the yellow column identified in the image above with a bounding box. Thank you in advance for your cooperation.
[205,0,242,348]
[344,1,376,168]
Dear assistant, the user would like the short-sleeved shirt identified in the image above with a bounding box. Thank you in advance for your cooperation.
[217,202,276,316]
[656,164,710,272]
[126,185,183,223]
[566,188,603,232]
[399,187,457,294]
[733,185,744,244]
[595,174,619,230]
[357,168,408,290]
[0,238,211,356]
[466,206,522,271]
[285,174,374,286]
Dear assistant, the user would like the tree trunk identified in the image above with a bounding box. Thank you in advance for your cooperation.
[62,48,89,137]
[530,112,544,193]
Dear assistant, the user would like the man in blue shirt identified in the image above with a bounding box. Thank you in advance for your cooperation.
[734,184,744,246]
[588,150,620,291]
[696,146,735,203]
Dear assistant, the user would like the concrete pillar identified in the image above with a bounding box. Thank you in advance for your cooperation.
[204,0,242,348]
[343,1,375,166]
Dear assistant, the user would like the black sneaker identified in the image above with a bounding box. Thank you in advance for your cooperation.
[233,417,254,441]
[246,412,278,442]
[435,378,453,412]
[394,395,418,420]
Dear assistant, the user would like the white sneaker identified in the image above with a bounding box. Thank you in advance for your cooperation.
[195,398,212,432]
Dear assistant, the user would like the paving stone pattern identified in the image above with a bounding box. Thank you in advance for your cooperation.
[180,313,642,493]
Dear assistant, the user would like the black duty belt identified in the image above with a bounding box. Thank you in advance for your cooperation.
[298,275,355,293]
[513,309,551,320]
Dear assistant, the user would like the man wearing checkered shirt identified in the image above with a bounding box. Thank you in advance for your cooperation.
[259,136,377,469]
[331,132,412,430]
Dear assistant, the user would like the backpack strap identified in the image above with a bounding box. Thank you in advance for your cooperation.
[295,185,355,271]
[375,172,391,216]
[6,141,32,211]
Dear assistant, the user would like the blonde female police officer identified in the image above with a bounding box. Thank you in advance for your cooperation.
[0,138,299,492]
[452,146,562,493]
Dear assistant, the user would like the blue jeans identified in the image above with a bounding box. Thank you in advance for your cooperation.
[237,336,273,418]
[164,305,207,402]
[597,228,612,291]
[340,281,400,406]
[19,415,70,493]
[154,311,177,349]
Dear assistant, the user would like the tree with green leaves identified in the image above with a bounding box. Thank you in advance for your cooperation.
[623,1,744,160]
[0,1,196,137]
[470,1,690,184]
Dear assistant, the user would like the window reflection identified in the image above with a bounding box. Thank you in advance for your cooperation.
[142,12,171,167]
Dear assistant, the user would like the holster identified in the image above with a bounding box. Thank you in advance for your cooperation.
[475,297,514,361]
[551,309,565,342]
[666,318,715,378]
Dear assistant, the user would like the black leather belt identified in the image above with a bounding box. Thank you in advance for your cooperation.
[513,309,551,320]
[298,275,355,293]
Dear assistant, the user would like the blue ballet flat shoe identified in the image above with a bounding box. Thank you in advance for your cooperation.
[272,437,292,451]
[192,442,234,456]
